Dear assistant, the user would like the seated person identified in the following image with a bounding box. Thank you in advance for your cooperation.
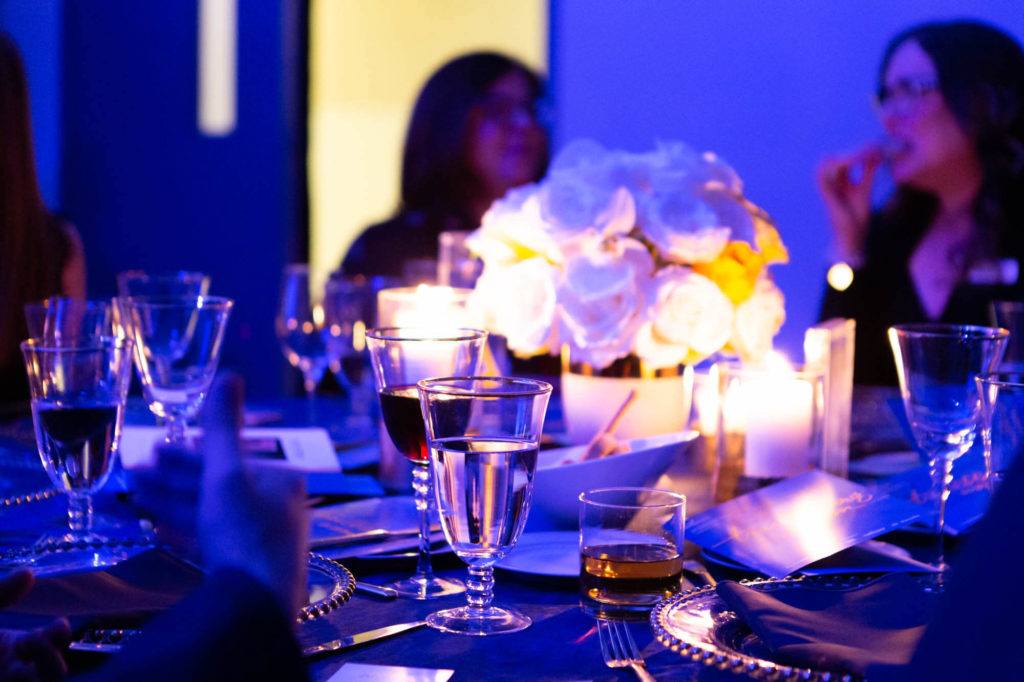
[340,51,549,280]
[818,20,1024,385]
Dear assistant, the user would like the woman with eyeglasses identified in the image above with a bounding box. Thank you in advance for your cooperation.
[818,20,1024,385]
[340,52,549,281]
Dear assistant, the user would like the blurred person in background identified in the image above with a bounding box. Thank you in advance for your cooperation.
[818,20,1024,385]
[340,51,549,280]
[0,34,86,406]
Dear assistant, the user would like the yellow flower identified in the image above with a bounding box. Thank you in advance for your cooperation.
[693,241,764,305]
[754,221,789,265]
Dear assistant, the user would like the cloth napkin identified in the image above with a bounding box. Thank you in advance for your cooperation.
[9,549,204,622]
[716,574,939,675]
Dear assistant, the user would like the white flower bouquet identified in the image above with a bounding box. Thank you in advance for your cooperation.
[467,140,788,370]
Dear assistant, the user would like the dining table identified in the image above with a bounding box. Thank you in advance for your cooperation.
[0,383,929,681]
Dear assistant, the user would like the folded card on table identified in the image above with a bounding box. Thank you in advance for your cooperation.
[876,447,991,536]
[688,471,923,577]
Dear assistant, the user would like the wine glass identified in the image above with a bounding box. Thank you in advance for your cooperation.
[20,337,134,574]
[121,295,234,444]
[364,327,488,599]
[116,270,211,298]
[888,323,1007,571]
[322,275,376,394]
[276,264,331,398]
[25,297,112,344]
[976,371,1024,492]
[418,376,552,635]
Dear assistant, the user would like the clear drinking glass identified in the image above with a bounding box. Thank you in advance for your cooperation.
[365,328,488,600]
[20,337,134,573]
[976,371,1024,492]
[121,296,234,444]
[418,376,552,635]
[888,324,1007,571]
[990,301,1024,371]
[25,297,112,344]
[116,270,211,298]
[579,488,686,617]
[322,275,376,393]
[277,264,331,398]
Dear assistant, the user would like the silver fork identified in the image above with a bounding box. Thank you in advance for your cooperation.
[596,619,657,681]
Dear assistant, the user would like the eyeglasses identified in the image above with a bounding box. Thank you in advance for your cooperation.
[874,76,940,115]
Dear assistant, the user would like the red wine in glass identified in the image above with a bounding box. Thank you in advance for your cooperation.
[379,386,428,464]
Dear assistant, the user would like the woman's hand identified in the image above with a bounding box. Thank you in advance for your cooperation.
[0,570,71,682]
[817,145,883,263]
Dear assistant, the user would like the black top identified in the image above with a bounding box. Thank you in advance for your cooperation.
[820,211,1024,386]
[341,210,465,279]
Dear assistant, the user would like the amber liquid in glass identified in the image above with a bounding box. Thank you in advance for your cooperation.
[580,543,683,606]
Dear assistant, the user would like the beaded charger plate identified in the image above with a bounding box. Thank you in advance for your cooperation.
[650,574,928,682]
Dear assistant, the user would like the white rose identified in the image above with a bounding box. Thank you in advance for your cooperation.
[636,267,734,367]
[468,193,562,267]
[558,236,653,369]
[639,190,731,264]
[468,257,558,354]
[731,278,786,362]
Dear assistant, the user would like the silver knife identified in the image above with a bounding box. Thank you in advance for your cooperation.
[302,620,427,658]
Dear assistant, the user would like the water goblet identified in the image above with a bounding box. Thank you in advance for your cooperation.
[365,327,488,599]
[888,323,1007,571]
[121,296,233,444]
[976,371,1024,492]
[418,376,552,635]
[277,264,331,398]
[25,297,112,344]
[20,337,134,574]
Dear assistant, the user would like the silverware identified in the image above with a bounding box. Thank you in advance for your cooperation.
[302,620,427,658]
[308,528,421,550]
[597,619,656,682]
[683,560,717,587]
[69,629,142,654]
[355,581,399,599]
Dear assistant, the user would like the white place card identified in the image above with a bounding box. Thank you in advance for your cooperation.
[328,663,454,682]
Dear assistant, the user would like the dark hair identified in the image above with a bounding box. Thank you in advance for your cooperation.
[0,34,65,362]
[400,51,548,226]
[874,20,1024,260]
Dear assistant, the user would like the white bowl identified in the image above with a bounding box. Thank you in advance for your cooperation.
[526,431,698,531]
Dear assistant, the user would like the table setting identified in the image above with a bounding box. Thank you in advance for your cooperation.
[2,142,1023,682]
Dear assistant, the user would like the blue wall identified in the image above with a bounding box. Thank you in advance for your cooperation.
[550,1,1024,357]
[59,1,304,397]
[0,0,62,208]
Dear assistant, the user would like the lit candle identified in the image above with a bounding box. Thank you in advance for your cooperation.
[377,285,473,329]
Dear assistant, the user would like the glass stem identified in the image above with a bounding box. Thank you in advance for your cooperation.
[68,494,93,534]
[981,428,995,493]
[412,464,435,585]
[165,416,187,445]
[930,456,953,570]
[465,564,495,615]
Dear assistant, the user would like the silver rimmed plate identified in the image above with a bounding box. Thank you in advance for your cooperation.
[650,574,930,682]
[298,553,357,622]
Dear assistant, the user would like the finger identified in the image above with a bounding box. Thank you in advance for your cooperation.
[200,373,246,482]
[0,569,34,608]
[42,618,71,649]
[14,631,68,682]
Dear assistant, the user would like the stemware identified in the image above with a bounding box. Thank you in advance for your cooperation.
[418,376,552,635]
[25,297,112,344]
[888,323,1007,571]
[120,296,233,444]
[20,337,134,573]
[976,371,1024,492]
[116,270,211,298]
[365,327,488,599]
[322,275,376,393]
[276,264,332,398]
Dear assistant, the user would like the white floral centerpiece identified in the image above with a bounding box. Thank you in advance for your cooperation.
[467,140,788,372]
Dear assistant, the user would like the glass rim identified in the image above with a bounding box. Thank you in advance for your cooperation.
[417,375,552,397]
[889,323,1008,340]
[25,297,110,311]
[21,335,131,353]
[118,295,234,309]
[117,269,209,282]
[578,487,686,510]
[364,326,487,343]
[976,371,1024,389]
